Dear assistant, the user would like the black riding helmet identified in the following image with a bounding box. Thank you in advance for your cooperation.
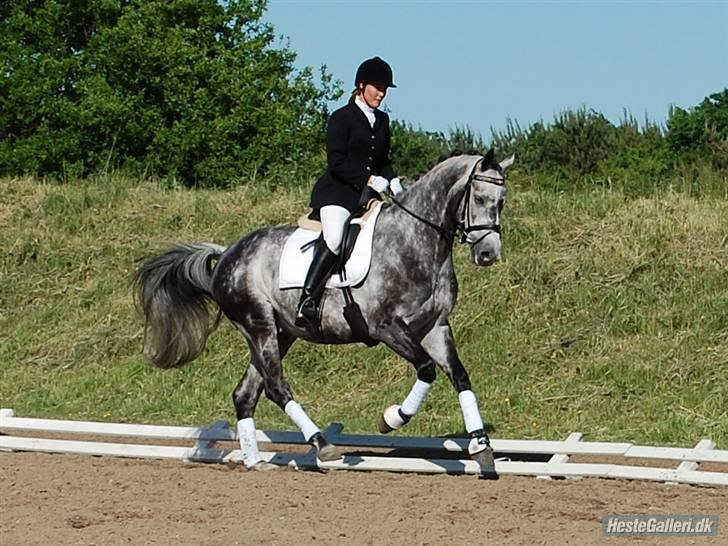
[354,57,396,88]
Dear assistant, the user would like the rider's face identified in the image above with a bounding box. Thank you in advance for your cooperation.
[361,83,387,109]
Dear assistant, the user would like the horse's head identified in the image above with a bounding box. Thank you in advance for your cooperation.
[459,149,514,267]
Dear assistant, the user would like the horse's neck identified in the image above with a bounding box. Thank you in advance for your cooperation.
[379,158,475,271]
[398,159,473,234]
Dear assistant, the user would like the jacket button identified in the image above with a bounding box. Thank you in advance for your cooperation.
[370,135,375,140]
[368,156,373,160]
[366,166,371,171]
[371,146,375,150]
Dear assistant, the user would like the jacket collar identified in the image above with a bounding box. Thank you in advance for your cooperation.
[347,96,384,131]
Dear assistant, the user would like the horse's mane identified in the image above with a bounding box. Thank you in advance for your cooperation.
[410,148,485,181]
[394,150,485,200]
[390,151,484,207]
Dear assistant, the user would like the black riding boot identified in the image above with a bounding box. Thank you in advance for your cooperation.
[295,239,338,331]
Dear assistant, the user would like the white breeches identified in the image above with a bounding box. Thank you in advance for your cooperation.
[320,205,349,255]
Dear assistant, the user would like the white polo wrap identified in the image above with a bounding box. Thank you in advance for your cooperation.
[400,379,433,416]
[284,400,320,442]
[458,390,484,433]
[237,418,262,467]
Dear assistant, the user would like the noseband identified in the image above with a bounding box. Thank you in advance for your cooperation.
[390,157,504,246]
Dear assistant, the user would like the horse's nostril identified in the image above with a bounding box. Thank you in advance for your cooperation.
[479,250,492,263]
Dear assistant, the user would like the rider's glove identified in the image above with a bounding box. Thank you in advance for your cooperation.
[389,177,404,195]
[368,175,389,193]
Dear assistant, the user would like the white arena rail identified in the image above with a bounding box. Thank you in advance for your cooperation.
[1,408,727,486]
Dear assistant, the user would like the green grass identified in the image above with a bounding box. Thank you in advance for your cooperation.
[1,172,727,447]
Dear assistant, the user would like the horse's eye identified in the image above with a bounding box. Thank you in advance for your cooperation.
[474,196,485,206]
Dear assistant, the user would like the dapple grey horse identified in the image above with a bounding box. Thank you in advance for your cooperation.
[134,150,514,477]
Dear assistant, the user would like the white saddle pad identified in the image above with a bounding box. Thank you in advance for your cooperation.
[279,204,383,289]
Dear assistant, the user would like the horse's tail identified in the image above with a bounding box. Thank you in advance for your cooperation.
[133,243,227,369]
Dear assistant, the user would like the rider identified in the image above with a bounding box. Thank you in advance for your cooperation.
[295,56,401,330]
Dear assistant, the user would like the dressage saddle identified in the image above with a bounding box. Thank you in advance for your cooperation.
[296,200,384,346]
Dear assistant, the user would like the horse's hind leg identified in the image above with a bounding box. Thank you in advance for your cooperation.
[232,365,272,469]
[233,330,296,469]
[232,316,339,466]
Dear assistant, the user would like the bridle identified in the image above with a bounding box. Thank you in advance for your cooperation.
[390,157,505,245]
[456,159,504,245]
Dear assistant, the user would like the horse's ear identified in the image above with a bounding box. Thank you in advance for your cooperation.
[480,148,495,170]
[499,153,515,172]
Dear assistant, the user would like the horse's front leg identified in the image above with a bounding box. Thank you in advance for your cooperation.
[420,321,498,479]
[377,317,438,433]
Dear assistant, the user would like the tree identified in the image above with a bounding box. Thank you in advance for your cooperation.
[390,120,446,177]
[0,0,341,186]
[667,88,728,169]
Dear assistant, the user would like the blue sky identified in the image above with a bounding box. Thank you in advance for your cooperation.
[264,0,728,138]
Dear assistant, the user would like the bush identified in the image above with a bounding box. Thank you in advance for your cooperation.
[495,108,616,178]
[390,121,490,178]
[597,113,667,188]
[492,109,669,192]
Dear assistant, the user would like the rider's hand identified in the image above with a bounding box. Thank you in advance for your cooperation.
[368,175,389,193]
[359,185,383,208]
[390,177,404,195]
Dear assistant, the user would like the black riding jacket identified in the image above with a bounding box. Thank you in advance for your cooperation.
[310,97,395,212]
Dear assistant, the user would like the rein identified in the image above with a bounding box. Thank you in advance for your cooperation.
[390,158,504,245]
[389,195,453,240]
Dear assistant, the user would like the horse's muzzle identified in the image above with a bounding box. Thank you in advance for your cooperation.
[471,233,501,267]
[473,249,499,267]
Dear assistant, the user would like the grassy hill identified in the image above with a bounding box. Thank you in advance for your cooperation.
[1,173,726,447]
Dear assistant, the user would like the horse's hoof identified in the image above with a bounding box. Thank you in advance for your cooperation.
[473,447,499,480]
[378,414,394,434]
[309,432,341,462]
[317,443,341,462]
[249,461,282,472]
